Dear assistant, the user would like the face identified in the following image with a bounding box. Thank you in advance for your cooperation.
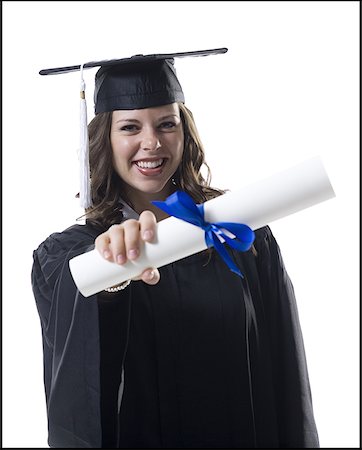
[110,103,184,205]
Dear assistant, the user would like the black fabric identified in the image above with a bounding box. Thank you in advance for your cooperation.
[94,59,185,113]
[32,223,319,448]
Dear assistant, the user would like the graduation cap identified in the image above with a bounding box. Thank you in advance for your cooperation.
[39,48,228,208]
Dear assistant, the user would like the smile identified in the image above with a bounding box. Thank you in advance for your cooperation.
[135,158,164,169]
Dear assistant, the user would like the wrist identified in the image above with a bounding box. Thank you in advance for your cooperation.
[104,279,131,293]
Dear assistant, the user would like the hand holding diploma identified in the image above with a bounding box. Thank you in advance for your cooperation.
[95,210,161,286]
[70,156,336,297]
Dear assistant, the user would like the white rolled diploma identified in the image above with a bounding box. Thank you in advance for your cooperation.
[69,156,335,297]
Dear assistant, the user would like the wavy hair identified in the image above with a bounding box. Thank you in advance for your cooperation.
[83,103,225,231]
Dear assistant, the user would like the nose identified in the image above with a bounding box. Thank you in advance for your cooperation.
[140,128,161,151]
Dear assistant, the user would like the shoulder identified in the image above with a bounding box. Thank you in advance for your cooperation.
[33,223,102,258]
[253,225,276,249]
[252,225,285,267]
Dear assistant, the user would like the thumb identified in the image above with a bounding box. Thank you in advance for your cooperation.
[133,268,160,285]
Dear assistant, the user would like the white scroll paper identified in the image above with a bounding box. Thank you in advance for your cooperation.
[69,156,335,297]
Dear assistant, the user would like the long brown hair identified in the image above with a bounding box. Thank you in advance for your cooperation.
[84,103,225,230]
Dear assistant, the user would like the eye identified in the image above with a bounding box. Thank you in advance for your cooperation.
[120,124,139,132]
[159,121,176,130]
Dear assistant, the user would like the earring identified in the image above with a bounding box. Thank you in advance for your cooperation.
[171,178,177,186]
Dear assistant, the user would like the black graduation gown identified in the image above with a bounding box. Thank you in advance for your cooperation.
[31,223,319,448]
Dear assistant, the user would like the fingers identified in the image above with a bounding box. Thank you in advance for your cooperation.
[123,219,141,261]
[139,210,157,243]
[94,210,158,269]
[95,231,113,260]
[95,224,125,263]
[107,224,126,264]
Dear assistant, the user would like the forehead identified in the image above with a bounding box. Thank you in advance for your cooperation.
[112,103,180,120]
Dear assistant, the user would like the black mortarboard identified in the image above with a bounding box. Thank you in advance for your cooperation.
[40,48,228,112]
[39,48,228,208]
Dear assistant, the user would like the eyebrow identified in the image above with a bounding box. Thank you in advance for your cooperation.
[115,114,180,124]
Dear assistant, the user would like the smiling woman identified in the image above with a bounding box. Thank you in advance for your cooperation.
[87,101,223,230]
[31,48,320,448]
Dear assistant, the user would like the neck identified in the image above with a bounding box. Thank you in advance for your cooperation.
[125,186,175,222]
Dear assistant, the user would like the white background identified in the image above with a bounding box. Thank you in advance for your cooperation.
[2,1,359,448]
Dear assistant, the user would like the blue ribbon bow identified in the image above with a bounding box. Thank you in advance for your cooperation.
[152,191,255,278]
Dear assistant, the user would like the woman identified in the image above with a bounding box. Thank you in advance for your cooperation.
[32,50,319,448]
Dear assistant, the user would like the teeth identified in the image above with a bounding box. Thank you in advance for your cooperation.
[136,159,163,169]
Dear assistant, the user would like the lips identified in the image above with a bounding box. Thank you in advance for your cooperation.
[132,157,167,176]
[135,158,164,169]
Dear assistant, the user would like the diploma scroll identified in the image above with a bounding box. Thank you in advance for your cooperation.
[69,157,335,297]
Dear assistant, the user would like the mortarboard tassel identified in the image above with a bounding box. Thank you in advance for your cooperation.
[79,64,92,209]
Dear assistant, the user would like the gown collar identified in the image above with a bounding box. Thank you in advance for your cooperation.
[119,198,140,221]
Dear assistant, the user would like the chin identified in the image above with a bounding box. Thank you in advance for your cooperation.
[134,181,171,195]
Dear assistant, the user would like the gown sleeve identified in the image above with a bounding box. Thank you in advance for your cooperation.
[31,224,103,448]
[252,226,320,448]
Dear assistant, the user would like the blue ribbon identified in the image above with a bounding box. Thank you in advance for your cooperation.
[152,191,255,278]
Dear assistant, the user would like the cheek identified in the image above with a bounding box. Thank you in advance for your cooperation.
[170,133,184,162]
[111,138,134,166]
